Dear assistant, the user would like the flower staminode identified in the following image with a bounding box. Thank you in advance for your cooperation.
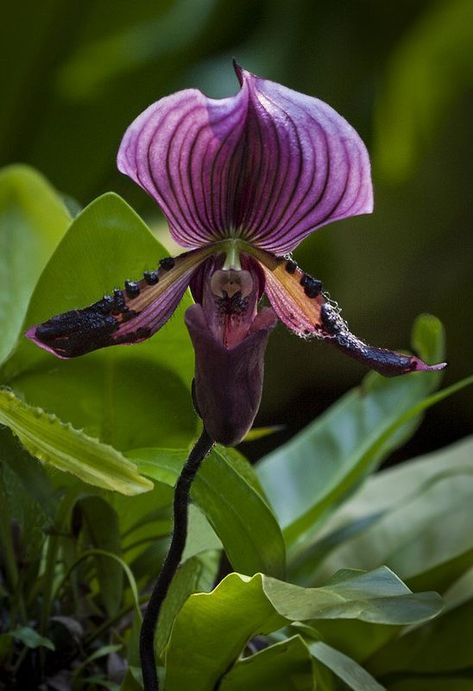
[26,62,445,445]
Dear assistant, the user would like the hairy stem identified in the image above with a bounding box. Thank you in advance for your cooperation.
[140,428,214,691]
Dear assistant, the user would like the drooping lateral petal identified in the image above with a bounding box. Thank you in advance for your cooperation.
[234,66,373,254]
[26,247,213,358]
[117,83,250,249]
[117,64,372,254]
[250,246,446,377]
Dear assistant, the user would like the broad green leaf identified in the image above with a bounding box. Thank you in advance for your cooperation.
[220,635,314,691]
[157,551,219,659]
[0,165,70,364]
[257,315,445,544]
[131,445,286,578]
[262,567,442,626]
[0,387,152,495]
[164,567,441,691]
[317,434,473,533]
[309,641,384,691]
[3,626,55,651]
[367,598,473,678]
[79,496,123,615]
[3,192,196,450]
[308,437,473,592]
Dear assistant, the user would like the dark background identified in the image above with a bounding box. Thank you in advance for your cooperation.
[2,0,472,460]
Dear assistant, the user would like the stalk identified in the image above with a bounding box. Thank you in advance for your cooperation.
[140,428,214,691]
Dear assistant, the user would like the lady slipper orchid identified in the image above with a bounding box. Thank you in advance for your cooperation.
[27,63,445,446]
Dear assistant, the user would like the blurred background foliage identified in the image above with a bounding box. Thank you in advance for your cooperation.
[1,0,471,459]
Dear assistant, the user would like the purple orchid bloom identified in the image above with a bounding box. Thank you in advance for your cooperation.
[27,63,445,445]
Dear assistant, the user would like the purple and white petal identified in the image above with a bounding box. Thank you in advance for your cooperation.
[117,63,372,254]
[26,247,213,358]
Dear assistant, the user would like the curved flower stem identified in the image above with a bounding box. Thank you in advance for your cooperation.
[140,428,215,691]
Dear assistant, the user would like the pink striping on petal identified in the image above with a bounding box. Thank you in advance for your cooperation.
[240,71,373,254]
[117,65,372,253]
[118,88,250,249]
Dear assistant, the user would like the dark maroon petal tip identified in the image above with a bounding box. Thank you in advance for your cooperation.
[319,303,446,377]
[408,358,447,373]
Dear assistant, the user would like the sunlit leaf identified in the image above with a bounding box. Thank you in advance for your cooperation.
[156,551,219,659]
[164,567,441,691]
[0,387,152,495]
[308,436,473,592]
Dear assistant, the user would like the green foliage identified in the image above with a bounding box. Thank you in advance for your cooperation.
[0,167,472,689]
[374,0,473,182]
[132,446,286,578]
[0,166,70,365]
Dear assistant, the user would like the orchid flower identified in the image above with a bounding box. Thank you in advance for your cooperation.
[27,63,445,446]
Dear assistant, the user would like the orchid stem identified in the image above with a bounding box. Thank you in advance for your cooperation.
[140,428,214,691]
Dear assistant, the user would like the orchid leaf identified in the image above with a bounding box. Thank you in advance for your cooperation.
[366,566,473,680]
[0,165,70,365]
[2,192,197,450]
[156,551,219,660]
[257,315,454,546]
[0,387,152,495]
[309,640,384,691]
[368,599,473,680]
[219,635,314,691]
[308,436,473,593]
[164,567,441,691]
[131,445,286,578]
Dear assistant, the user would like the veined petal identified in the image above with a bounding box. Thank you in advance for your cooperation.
[26,247,213,358]
[250,246,446,377]
[234,66,373,254]
[117,64,372,254]
[117,83,250,249]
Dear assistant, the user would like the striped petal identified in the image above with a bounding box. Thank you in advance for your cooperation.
[117,80,250,249]
[251,246,446,377]
[117,63,372,254]
[233,66,373,254]
[26,247,213,358]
